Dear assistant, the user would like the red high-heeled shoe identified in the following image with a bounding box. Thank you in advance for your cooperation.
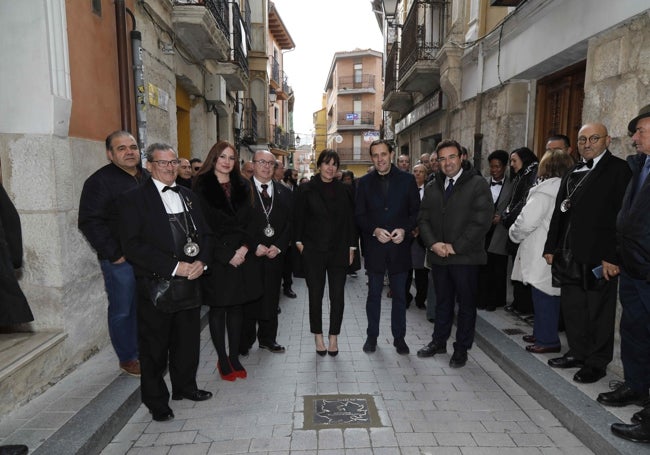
[217,361,237,381]
[230,359,247,379]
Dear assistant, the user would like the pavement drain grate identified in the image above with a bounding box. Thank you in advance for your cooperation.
[302,394,381,429]
[503,328,526,335]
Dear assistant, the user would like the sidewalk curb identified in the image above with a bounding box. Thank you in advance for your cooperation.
[475,316,640,455]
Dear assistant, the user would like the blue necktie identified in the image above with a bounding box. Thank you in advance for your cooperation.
[444,178,454,201]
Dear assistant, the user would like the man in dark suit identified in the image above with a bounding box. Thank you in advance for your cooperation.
[598,105,650,443]
[355,140,420,355]
[119,143,213,422]
[544,122,631,384]
[241,150,293,354]
[416,140,493,368]
[478,150,512,311]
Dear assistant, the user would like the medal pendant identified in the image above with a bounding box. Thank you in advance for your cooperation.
[184,238,200,257]
[263,224,275,238]
[560,199,571,213]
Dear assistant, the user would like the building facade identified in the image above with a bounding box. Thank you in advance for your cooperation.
[319,49,384,177]
[0,0,295,415]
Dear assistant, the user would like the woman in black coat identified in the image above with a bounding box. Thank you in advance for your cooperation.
[294,150,356,356]
[501,147,539,314]
[194,141,260,380]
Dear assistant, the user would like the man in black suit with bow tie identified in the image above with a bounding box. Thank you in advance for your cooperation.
[240,150,293,354]
[119,143,213,422]
[544,123,631,384]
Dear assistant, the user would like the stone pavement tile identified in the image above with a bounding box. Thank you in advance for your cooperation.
[402,398,438,411]
[100,441,134,454]
[517,421,544,434]
[481,420,525,433]
[395,431,437,446]
[413,420,486,434]
[387,409,425,422]
[126,446,169,454]
[205,438,252,454]
[461,449,543,455]
[490,410,530,422]
[288,451,316,455]
[510,432,554,447]
[369,427,398,447]
[289,429,317,450]
[343,428,371,448]
[457,410,496,422]
[539,447,594,454]
[370,447,401,455]
[249,435,291,452]
[272,424,292,437]
[317,428,343,449]
[133,432,158,447]
[434,432,477,447]
[343,448,374,455]
[511,394,545,410]
[471,432,517,447]
[144,418,185,434]
[155,430,198,445]
[409,448,461,455]
[111,422,149,442]
[168,442,211,454]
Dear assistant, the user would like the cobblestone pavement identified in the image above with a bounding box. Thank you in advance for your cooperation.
[97,274,593,455]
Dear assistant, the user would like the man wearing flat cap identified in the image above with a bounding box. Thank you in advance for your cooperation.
[597,104,650,444]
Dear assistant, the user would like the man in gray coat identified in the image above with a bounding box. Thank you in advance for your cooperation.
[416,140,493,367]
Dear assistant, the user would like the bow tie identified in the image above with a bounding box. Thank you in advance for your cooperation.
[162,185,180,193]
[491,180,503,186]
[575,159,594,170]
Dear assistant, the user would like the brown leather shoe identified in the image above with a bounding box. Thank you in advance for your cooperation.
[119,359,141,377]
[525,344,561,354]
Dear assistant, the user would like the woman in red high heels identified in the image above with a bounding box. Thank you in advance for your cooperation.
[194,141,261,380]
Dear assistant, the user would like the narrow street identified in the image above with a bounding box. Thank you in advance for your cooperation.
[4,272,643,454]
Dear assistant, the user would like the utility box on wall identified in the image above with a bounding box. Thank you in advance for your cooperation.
[205,74,227,111]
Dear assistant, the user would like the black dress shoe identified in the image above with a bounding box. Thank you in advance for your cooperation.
[316,349,327,357]
[283,288,297,298]
[172,389,213,401]
[547,355,584,369]
[597,383,650,407]
[0,445,29,455]
[362,337,377,353]
[525,344,561,354]
[611,422,650,443]
[632,406,650,424]
[393,338,410,355]
[259,342,286,353]
[151,409,175,422]
[573,366,606,384]
[416,341,446,358]
[449,350,468,368]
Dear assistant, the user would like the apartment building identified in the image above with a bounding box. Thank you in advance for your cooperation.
[320,49,384,177]
[375,0,649,170]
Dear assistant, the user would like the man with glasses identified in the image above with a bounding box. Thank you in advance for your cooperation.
[118,143,213,422]
[240,150,293,354]
[189,158,202,177]
[79,130,149,377]
[543,123,631,384]
[356,139,420,355]
[416,140,492,368]
[545,134,573,156]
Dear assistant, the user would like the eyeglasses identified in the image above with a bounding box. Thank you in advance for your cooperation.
[577,135,605,145]
[437,154,459,163]
[253,159,275,167]
[151,159,181,167]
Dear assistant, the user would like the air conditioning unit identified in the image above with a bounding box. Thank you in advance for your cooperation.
[205,74,227,107]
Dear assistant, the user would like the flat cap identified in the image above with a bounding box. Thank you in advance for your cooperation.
[628,104,650,134]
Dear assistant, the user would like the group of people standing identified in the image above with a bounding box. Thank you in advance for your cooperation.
[76,103,650,443]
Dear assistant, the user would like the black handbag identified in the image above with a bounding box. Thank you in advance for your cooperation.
[551,248,582,287]
[149,276,201,313]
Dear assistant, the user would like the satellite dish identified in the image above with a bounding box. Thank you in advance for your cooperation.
[335,135,343,144]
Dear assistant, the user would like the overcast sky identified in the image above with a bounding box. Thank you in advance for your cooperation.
[270,0,384,141]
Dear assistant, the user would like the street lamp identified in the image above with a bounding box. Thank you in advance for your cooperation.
[269,88,277,105]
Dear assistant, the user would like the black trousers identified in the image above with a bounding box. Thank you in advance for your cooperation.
[241,257,283,347]
[478,252,508,309]
[406,268,429,306]
[136,280,200,414]
[561,278,618,369]
[303,248,347,335]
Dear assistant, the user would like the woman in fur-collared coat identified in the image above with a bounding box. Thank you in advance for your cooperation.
[194,142,260,381]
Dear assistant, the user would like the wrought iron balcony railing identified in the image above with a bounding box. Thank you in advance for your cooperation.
[399,0,445,77]
[338,74,376,91]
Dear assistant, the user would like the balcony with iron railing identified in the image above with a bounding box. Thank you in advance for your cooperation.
[172,0,230,61]
[213,0,248,90]
[383,42,413,114]
[335,147,371,164]
[336,111,376,129]
[239,98,258,145]
[270,56,281,89]
[337,74,376,94]
[398,0,445,95]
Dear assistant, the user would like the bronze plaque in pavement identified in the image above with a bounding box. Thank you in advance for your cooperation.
[303,394,381,429]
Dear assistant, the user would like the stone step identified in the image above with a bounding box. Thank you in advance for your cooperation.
[0,331,67,415]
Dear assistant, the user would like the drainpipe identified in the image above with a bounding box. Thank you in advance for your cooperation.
[115,0,131,130]
[474,42,485,170]
[127,7,147,153]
